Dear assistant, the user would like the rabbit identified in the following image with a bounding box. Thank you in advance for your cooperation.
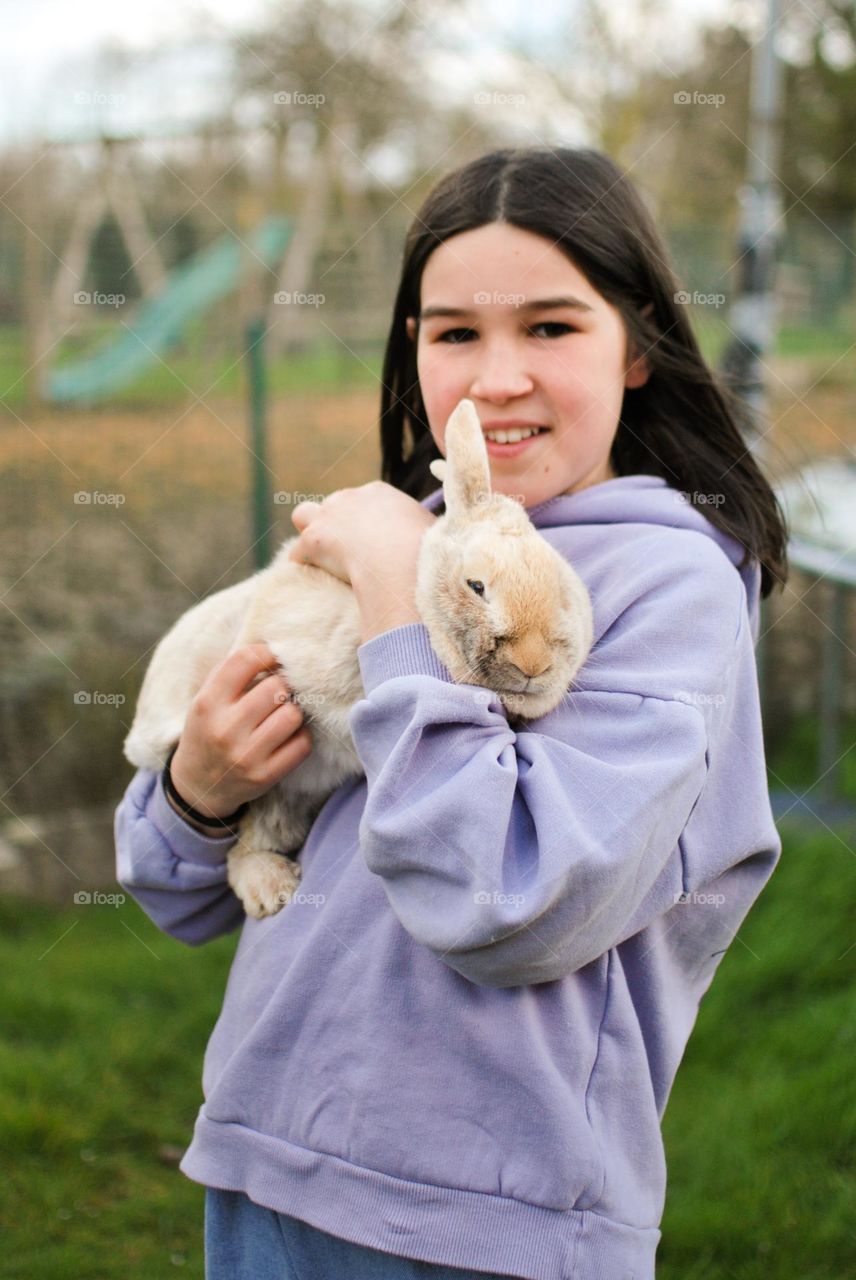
[123,398,594,919]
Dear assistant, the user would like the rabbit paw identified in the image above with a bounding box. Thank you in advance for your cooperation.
[227,850,302,918]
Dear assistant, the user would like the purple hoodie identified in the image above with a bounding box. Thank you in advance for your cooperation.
[115,475,781,1279]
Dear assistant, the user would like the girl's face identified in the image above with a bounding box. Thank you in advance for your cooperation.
[406,222,650,509]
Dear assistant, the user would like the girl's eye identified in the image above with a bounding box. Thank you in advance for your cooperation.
[529,322,575,338]
[434,322,575,343]
[437,328,475,344]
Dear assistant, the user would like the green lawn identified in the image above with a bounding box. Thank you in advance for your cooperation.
[0,892,237,1278]
[0,322,384,412]
[1,818,853,1278]
[765,712,856,806]
[690,317,856,374]
[0,319,853,414]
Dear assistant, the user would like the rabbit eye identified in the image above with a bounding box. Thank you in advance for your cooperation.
[466,579,485,596]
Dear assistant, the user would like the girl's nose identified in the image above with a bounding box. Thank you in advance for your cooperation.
[469,348,534,402]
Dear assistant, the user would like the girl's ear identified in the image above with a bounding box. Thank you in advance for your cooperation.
[405,316,417,341]
[624,302,654,390]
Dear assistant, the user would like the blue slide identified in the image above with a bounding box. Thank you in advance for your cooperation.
[45,216,292,404]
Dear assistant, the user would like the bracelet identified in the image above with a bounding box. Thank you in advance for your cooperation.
[163,745,249,832]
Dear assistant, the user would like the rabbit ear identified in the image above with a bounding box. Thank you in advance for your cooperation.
[429,459,447,483]
[440,399,491,518]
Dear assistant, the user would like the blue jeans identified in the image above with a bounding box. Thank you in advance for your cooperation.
[204,1187,524,1280]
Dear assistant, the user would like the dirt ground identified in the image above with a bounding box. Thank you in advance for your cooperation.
[0,375,852,816]
[764,358,856,477]
[1,365,852,488]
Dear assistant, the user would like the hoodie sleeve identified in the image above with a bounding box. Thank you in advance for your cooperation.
[349,536,754,987]
[114,767,244,945]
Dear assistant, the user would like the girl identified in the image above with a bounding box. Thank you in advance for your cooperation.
[115,146,787,1279]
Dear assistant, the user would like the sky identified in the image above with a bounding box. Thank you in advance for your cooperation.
[0,0,737,148]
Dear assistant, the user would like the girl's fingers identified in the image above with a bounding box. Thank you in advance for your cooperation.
[291,500,321,530]
[211,644,283,704]
[232,669,301,736]
[266,725,314,780]
[251,713,314,778]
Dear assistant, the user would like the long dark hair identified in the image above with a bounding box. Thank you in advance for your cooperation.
[379,146,788,598]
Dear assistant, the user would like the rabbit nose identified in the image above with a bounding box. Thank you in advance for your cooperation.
[508,658,553,680]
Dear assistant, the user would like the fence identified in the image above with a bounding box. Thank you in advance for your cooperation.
[759,536,856,813]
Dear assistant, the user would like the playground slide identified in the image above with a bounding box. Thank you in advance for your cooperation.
[45,216,292,404]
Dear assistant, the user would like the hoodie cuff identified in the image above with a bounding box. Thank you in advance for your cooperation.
[145,768,239,867]
[357,622,455,694]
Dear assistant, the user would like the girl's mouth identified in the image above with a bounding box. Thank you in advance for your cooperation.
[483,426,549,459]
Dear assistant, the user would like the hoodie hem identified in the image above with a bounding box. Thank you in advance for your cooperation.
[179,1113,659,1280]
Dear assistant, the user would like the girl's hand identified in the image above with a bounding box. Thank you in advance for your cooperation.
[168,644,314,827]
[289,482,436,641]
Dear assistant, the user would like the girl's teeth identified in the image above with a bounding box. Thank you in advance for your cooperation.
[484,427,543,443]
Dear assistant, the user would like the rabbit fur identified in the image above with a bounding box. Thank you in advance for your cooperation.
[123,398,593,918]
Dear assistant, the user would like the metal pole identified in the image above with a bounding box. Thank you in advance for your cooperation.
[818,582,846,801]
[719,0,785,458]
[246,316,271,569]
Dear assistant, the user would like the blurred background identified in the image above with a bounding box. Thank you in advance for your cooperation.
[0,0,853,1276]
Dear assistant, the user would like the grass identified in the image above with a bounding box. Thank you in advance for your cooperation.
[1,318,854,416]
[765,712,856,806]
[688,316,856,375]
[0,321,384,413]
[658,818,856,1278]
[1,820,853,1278]
[0,893,238,1278]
